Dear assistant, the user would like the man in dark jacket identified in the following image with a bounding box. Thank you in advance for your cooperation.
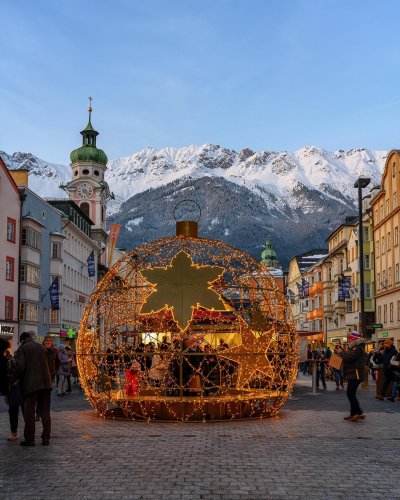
[338,338,366,422]
[10,332,53,446]
[376,338,398,400]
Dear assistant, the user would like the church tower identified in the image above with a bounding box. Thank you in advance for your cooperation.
[65,99,112,255]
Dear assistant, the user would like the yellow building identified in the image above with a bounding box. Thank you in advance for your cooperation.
[371,151,400,348]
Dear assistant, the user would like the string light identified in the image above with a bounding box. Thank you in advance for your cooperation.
[76,235,298,421]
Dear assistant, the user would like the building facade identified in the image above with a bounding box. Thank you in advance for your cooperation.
[0,157,21,350]
[48,200,100,344]
[371,150,400,348]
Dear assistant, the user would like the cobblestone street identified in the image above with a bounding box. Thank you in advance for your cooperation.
[1,375,399,500]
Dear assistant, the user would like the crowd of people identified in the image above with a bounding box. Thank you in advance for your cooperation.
[0,332,79,446]
[299,337,400,421]
[105,337,237,397]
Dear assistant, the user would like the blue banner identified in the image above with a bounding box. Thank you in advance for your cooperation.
[338,277,351,301]
[87,250,96,277]
[302,278,309,298]
[49,277,59,310]
[296,282,304,299]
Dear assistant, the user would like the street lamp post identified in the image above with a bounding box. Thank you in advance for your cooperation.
[354,177,371,340]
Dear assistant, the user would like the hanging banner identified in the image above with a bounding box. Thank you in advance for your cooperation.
[338,277,351,301]
[288,289,296,304]
[87,250,96,277]
[49,277,60,310]
[302,278,309,298]
[296,281,304,299]
[108,224,121,267]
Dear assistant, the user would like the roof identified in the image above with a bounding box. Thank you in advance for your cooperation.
[295,248,328,273]
[0,155,21,197]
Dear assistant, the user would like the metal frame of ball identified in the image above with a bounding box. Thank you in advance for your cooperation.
[76,235,298,422]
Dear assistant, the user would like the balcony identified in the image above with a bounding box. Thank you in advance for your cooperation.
[306,309,324,321]
[309,283,323,297]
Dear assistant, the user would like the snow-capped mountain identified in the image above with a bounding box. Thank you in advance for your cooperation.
[1,144,387,266]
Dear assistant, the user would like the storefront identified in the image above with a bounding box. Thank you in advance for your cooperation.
[0,321,18,352]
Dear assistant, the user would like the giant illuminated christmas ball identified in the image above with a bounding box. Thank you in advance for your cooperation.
[76,220,298,421]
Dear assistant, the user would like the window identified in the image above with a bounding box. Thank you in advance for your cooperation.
[7,218,16,242]
[394,192,398,209]
[386,199,390,216]
[42,307,48,325]
[80,202,89,218]
[82,169,89,175]
[396,264,400,283]
[378,306,381,323]
[393,162,396,177]
[364,254,370,269]
[390,303,394,322]
[377,273,380,290]
[19,264,40,286]
[6,257,14,281]
[21,227,41,250]
[383,270,386,287]
[380,205,384,220]
[51,242,62,260]
[5,297,13,321]
[382,237,385,254]
[19,302,39,322]
[375,209,379,223]
[365,283,371,299]
[395,227,399,246]
[388,232,391,251]
[389,267,393,286]
[362,226,369,242]
[384,304,388,323]
[50,309,59,324]
[346,301,352,313]
[376,240,380,257]
[94,170,99,176]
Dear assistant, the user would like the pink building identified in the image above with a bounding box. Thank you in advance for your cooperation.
[0,156,20,350]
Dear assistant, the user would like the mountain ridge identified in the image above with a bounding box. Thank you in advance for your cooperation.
[1,144,387,266]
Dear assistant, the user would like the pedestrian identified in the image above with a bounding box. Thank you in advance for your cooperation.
[10,332,53,446]
[57,345,70,396]
[36,336,61,421]
[337,337,366,422]
[333,344,345,390]
[388,351,400,402]
[315,349,327,391]
[376,339,398,400]
[0,339,9,398]
[65,346,73,392]
[5,350,23,441]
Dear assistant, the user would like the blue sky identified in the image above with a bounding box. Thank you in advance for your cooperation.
[1,0,400,164]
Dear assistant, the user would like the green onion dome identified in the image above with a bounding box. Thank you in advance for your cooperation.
[70,118,108,165]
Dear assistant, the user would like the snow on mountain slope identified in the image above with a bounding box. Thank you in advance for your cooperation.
[2,144,387,213]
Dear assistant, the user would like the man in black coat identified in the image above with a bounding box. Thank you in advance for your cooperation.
[376,338,398,400]
[338,338,366,422]
[10,332,53,446]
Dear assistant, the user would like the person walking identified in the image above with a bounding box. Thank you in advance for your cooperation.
[337,337,366,422]
[5,350,23,441]
[376,339,398,400]
[333,344,345,390]
[57,345,70,396]
[10,332,53,446]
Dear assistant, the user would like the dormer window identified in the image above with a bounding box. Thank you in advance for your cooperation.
[82,169,89,175]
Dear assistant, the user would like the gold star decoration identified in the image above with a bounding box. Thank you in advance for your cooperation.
[219,320,274,388]
[140,250,227,331]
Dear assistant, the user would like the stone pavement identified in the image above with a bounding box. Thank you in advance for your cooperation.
[1,375,399,500]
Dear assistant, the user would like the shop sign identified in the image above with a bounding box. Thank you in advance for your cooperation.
[0,323,15,336]
[77,294,86,303]
[372,324,383,329]
[380,331,389,337]
[60,330,67,337]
